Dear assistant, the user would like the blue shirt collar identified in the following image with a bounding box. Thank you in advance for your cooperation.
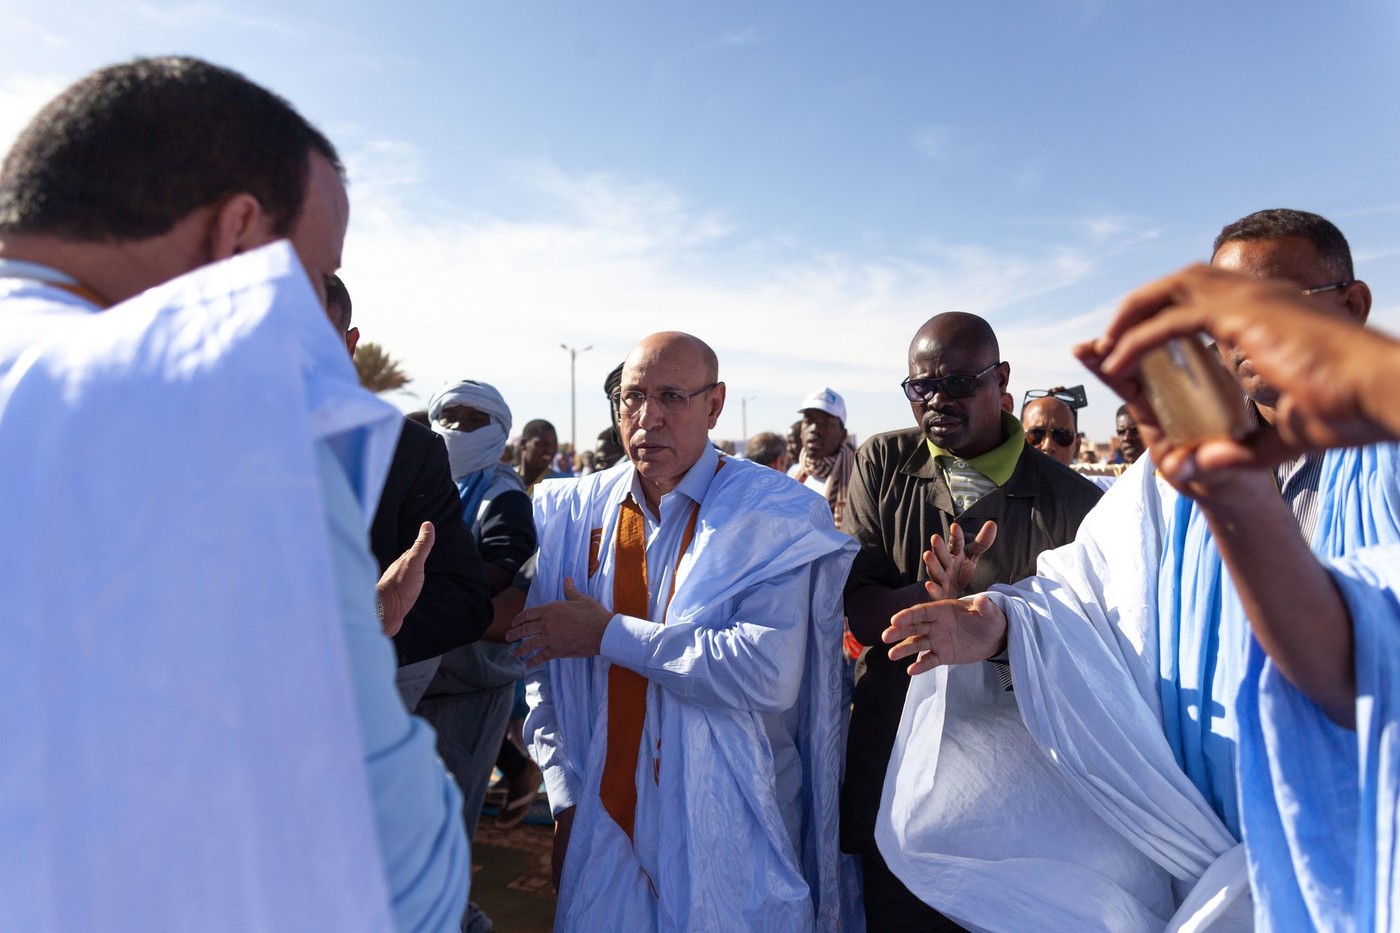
[630,440,721,519]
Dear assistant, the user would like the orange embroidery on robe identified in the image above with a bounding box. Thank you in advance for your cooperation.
[598,459,723,841]
[588,528,603,578]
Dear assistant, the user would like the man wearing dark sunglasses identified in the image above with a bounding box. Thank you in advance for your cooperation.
[1020,393,1081,466]
[840,311,1102,931]
[877,209,1399,930]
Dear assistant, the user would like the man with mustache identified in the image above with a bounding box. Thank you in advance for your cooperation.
[509,330,857,930]
[840,311,1102,931]
[1020,392,1081,467]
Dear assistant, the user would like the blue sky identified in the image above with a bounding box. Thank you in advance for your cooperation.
[4,1,1399,449]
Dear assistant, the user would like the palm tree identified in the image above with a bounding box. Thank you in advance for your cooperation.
[353,341,410,393]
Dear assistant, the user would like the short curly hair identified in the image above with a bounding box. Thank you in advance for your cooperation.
[0,56,341,241]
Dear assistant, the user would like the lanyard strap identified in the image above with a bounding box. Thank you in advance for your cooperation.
[0,259,108,308]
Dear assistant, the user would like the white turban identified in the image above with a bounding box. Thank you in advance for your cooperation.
[428,380,513,480]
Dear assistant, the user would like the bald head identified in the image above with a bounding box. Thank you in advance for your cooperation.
[618,331,725,512]
[908,312,999,366]
[1021,396,1079,466]
[905,312,1008,458]
[623,331,719,385]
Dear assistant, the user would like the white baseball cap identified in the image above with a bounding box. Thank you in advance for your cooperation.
[796,386,847,424]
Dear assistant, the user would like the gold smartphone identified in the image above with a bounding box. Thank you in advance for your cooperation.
[1137,337,1251,445]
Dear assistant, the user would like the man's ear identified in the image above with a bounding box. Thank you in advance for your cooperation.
[207,193,276,260]
[345,326,360,358]
[707,381,727,428]
[996,361,1011,394]
[1343,280,1372,326]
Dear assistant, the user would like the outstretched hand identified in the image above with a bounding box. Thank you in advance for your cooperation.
[882,593,1009,676]
[922,520,997,600]
[507,577,614,666]
[376,521,434,638]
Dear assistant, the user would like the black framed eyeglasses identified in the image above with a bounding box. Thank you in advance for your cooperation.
[1300,281,1351,296]
[611,383,718,415]
[901,362,1001,402]
[1026,427,1076,448]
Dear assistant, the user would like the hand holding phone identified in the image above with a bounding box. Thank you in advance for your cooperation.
[1137,337,1249,446]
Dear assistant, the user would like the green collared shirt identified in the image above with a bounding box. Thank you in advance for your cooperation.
[926,412,1026,512]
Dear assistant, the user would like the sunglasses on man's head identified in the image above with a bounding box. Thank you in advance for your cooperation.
[1026,427,1075,447]
[1023,388,1079,408]
[901,362,1001,402]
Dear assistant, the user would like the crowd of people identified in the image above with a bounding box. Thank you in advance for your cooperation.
[2,55,1398,933]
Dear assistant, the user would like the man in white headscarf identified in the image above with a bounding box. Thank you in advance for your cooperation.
[418,380,542,931]
[430,381,527,554]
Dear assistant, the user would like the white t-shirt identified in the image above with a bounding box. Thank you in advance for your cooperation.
[788,461,828,498]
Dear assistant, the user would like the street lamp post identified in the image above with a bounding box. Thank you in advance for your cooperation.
[560,343,592,461]
[741,394,757,445]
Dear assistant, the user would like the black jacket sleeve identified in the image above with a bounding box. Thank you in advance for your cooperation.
[370,419,492,665]
[476,488,536,577]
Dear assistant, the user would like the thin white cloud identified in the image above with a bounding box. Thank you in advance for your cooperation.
[912,125,952,160]
[1335,203,1400,219]
[339,143,1148,446]
[716,27,762,48]
[116,0,308,40]
[1013,162,1046,190]
[0,73,70,156]
[8,15,71,48]
[1353,245,1400,264]
[665,26,766,70]
[345,139,427,192]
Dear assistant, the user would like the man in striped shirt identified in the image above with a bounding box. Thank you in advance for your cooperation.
[840,311,1102,931]
[876,211,1393,929]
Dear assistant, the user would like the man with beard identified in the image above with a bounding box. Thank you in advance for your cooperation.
[512,331,857,929]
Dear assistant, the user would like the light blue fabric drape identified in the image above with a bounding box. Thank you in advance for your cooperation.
[524,458,857,931]
[1234,444,1400,931]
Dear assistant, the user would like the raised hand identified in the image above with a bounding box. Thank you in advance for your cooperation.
[922,520,997,600]
[1077,263,1393,473]
[882,593,1008,676]
[376,521,434,638]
